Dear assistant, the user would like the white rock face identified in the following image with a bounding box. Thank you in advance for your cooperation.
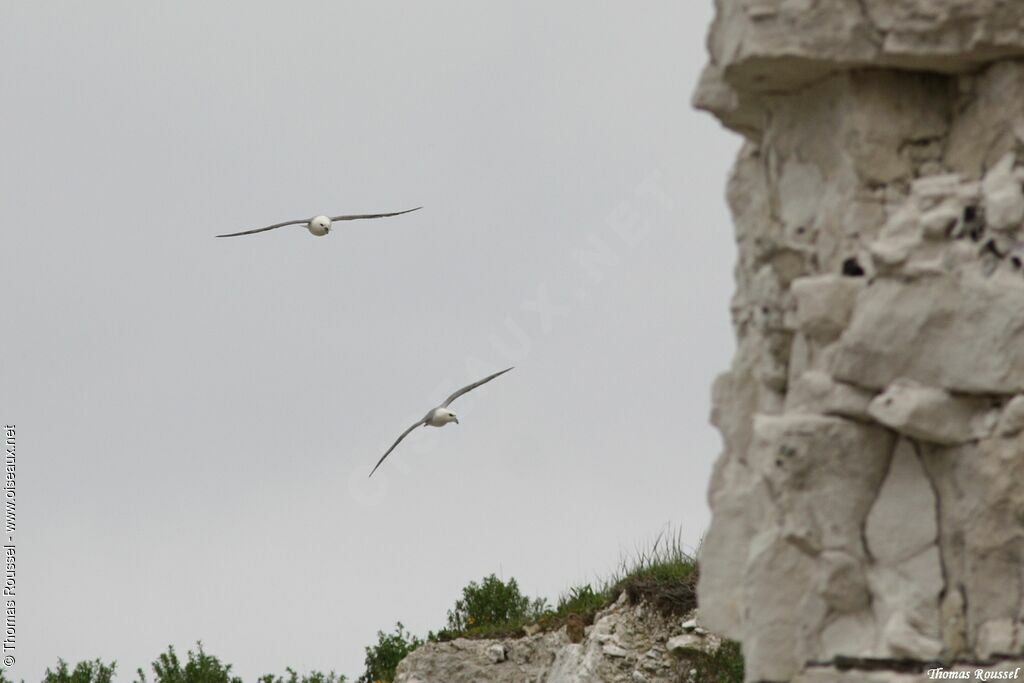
[702,0,1024,95]
[393,599,723,683]
[997,395,1024,436]
[790,275,864,341]
[864,440,937,564]
[983,152,1024,231]
[786,371,876,422]
[485,643,507,663]
[665,633,707,656]
[696,1,1024,679]
[832,275,1024,394]
[867,381,996,445]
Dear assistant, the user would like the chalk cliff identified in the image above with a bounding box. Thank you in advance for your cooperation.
[695,1,1024,680]
[393,596,724,683]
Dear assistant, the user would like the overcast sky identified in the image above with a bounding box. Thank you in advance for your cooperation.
[1,2,738,679]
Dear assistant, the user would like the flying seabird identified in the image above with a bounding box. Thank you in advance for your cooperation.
[215,207,421,238]
[368,367,514,478]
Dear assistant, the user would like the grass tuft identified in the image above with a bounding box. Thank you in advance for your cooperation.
[435,527,700,642]
[608,529,698,618]
[687,639,744,683]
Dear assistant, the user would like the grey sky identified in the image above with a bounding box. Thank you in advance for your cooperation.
[1,1,738,679]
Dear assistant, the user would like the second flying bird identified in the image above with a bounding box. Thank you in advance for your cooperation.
[216,207,421,238]
[369,367,514,478]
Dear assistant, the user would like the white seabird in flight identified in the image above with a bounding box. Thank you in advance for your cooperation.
[215,207,421,238]
[369,367,514,478]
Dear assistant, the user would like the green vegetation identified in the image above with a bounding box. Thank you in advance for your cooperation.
[555,583,606,618]
[29,648,346,683]
[136,643,242,683]
[43,659,116,683]
[33,647,351,683]
[690,639,744,683]
[431,529,700,642]
[138,643,345,683]
[35,531,742,683]
[610,530,700,618]
[446,574,547,632]
[258,669,345,683]
[356,622,420,683]
[428,574,549,640]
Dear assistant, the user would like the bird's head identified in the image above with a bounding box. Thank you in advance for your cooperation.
[440,409,459,425]
[308,215,332,236]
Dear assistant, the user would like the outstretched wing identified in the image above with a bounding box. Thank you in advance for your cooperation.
[216,218,308,238]
[369,419,426,478]
[442,367,514,408]
[330,207,422,222]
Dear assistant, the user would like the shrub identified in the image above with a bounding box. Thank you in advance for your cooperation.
[135,642,241,683]
[43,659,116,683]
[357,622,422,683]
[445,574,546,632]
[258,669,345,683]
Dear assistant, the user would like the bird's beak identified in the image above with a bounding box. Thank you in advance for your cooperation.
[453,417,459,424]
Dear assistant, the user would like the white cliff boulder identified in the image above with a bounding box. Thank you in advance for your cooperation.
[832,273,1024,394]
[982,152,1024,232]
[786,371,876,421]
[867,380,996,445]
[865,440,937,564]
[706,0,1024,94]
[996,395,1024,437]
[790,275,864,342]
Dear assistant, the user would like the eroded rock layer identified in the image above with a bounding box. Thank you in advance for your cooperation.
[696,2,1024,680]
[393,596,721,683]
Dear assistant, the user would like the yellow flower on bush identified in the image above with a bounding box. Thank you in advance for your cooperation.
[467,615,476,625]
